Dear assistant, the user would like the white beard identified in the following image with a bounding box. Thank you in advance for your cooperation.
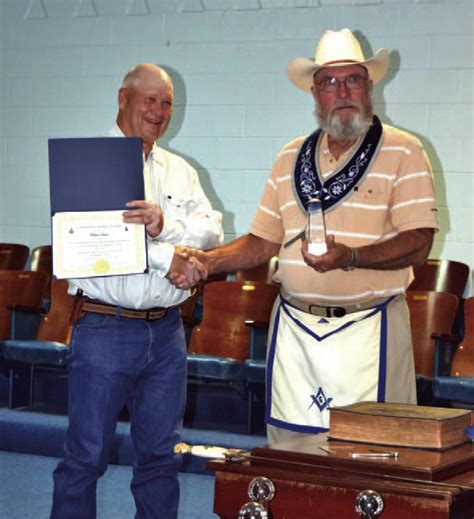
[316,101,373,140]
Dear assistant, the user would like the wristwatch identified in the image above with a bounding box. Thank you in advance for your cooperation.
[342,247,358,271]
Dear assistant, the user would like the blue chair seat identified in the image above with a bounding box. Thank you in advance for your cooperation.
[187,354,243,382]
[2,340,68,366]
[433,376,474,403]
[242,359,265,385]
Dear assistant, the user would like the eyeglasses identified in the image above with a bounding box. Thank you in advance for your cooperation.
[315,74,368,93]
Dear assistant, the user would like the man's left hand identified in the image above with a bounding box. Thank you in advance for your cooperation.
[123,200,164,238]
[301,235,351,273]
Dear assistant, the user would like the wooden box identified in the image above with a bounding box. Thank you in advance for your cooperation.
[207,433,474,518]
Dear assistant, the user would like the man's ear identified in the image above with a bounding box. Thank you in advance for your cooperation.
[118,88,128,110]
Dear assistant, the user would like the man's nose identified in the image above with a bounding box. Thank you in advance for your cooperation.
[336,80,349,98]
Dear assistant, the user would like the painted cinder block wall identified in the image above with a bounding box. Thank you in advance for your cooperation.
[0,0,472,290]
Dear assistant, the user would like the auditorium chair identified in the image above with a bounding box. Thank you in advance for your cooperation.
[0,270,49,403]
[187,280,279,430]
[30,245,52,275]
[406,290,459,405]
[433,297,474,407]
[179,273,228,346]
[408,259,470,300]
[30,245,53,299]
[0,243,30,270]
[1,279,73,408]
[242,319,273,433]
[0,270,49,342]
[409,258,470,338]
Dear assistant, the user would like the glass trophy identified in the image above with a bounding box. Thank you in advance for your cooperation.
[307,198,327,255]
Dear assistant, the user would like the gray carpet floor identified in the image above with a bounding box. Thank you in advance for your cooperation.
[0,451,218,518]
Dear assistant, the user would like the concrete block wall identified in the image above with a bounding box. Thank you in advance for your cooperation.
[0,0,472,289]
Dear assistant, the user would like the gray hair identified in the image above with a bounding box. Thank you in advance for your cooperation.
[121,63,171,90]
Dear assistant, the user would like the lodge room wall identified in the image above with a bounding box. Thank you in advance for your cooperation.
[0,0,472,291]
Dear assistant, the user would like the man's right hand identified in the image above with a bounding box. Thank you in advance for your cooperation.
[166,249,208,290]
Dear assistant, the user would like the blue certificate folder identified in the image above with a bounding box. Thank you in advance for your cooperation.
[48,137,144,213]
[48,136,148,278]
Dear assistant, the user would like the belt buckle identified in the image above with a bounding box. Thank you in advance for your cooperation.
[329,307,346,318]
[307,303,346,318]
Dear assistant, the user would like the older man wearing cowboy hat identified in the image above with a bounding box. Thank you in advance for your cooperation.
[170,29,439,443]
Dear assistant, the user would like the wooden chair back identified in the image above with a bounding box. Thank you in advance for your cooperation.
[406,290,459,378]
[30,245,52,275]
[189,281,279,361]
[36,279,74,344]
[450,297,474,377]
[0,243,29,270]
[179,273,228,325]
[409,259,470,300]
[234,257,279,285]
[0,270,49,340]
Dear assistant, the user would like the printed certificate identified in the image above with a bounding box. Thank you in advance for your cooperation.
[48,137,146,279]
[52,211,147,279]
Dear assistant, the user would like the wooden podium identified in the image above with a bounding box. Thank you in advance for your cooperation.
[207,433,474,518]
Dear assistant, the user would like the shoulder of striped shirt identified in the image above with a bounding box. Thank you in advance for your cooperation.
[276,135,308,158]
[381,123,425,155]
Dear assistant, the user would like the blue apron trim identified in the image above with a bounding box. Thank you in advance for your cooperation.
[265,301,281,426]
[280,296,392,342]
[377,303,388,402]
[293,115,383,214]
[267,415,329,435]
[265,296,396,432]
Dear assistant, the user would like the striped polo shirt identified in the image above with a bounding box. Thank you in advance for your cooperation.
[250,123,439,304]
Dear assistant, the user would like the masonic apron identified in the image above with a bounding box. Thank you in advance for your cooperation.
[266,297,392,433]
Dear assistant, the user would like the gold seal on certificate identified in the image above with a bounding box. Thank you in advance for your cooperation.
[52,211,147,279]
[93,259,110,275]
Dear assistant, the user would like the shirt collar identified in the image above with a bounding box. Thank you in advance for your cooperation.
[320,131,361,161]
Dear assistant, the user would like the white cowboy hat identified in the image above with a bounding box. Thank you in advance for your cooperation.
[287,28,389,92]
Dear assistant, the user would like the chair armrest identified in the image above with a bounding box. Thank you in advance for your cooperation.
[432,333,462,377]
[7,304,45,315]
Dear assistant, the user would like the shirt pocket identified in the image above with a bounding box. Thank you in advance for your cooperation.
[162,193,196,218]
[348,183,389,207]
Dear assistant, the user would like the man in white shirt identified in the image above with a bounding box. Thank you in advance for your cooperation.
[51,64,223,519]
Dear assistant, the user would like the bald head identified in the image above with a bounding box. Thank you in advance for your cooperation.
[121,63,173,93]
[117,63,174,157]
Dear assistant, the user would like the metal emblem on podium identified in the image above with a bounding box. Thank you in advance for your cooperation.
[238,477,276,518]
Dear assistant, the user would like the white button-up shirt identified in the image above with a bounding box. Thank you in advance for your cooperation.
[68,126,223,309]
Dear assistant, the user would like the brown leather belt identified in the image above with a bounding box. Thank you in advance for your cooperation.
[81,301,169,321]
[280,289,399,318]
[68,291,170,323]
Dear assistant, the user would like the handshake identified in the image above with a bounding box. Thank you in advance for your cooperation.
[166,246,209,290]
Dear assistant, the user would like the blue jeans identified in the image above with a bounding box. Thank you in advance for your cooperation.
[51,307,187,519]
